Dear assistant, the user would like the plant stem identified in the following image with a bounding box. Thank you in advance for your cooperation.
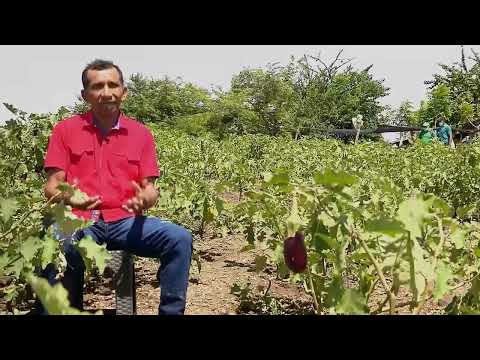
[307,266,321,314]
[413,216,446,315]
[355,229,396,315]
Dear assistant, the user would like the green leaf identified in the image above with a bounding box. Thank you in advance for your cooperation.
[28,274,100,315]
[6,258,25,278]
[325,275,344,309]
[56,182,72,192]
[69,188,89,204]
[451,227,467,250]
[254,255,268,273]
[2,284,19,302]
[396,195,431,241]
[240,244,255,252]
[433,262,452,301]
[20,236,43,262]
[245,223,255,245]
[457,205,475,219]
[0,254,9,274]
[51,203,91,236]
[214,197,224,214]
[74,236,111,275]
[41,235,59,269]
[313,233,336,251]
[336,289,369,315]
[365,218,405,236]
[313,169,357,187]
[0,198,19,223]
[263,169,289,186]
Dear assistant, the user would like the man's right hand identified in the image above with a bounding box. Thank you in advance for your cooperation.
[44,168,102,210]
[63,181,102,210]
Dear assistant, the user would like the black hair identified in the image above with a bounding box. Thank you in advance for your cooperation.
[81,59,124,89]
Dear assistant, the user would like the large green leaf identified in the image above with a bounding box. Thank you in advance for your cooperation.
[74,236,111,275]
[313,169,357,187]
[41,235,59,269]
[336,289,369,315]
[433,262,452,301]
[0,198,19,223]
[365,218,405,237]
[20,236,43,262]
[28,274,100,315]
[396,196,431,241]
[254,255,268,273]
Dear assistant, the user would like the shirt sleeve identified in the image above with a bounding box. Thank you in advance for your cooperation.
[139,129,160,179]
[44,123,69,172]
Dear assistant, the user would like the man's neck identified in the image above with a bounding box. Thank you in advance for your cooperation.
[92,110,120,132]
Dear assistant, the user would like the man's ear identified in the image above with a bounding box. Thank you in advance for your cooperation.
[121,86,128,102]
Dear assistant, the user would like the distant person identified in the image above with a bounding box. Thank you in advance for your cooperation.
[418,122,433,144]
[436,118,453,146]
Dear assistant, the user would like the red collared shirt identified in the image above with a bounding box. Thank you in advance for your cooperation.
[44,111,160,222]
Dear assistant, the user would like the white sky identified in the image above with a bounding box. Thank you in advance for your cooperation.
[1,45,478,123]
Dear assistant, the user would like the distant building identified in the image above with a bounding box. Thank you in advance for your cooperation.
[381,131,415,147]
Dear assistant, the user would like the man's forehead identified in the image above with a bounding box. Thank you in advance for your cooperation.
[86,68,122,83]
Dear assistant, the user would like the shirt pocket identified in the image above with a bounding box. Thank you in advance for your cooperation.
[109,149,141,181]
[68,143,95,177]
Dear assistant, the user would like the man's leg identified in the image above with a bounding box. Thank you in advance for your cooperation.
[36,222,106,313]
[106,216,192,315]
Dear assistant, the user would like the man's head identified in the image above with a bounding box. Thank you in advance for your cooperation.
[437,115,446,127]
[81,59,127,117]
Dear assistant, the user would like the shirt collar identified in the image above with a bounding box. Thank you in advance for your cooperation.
[93,114,121,130]
[84,111,123,131]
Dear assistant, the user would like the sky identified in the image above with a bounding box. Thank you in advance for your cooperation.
[1,45,479,123]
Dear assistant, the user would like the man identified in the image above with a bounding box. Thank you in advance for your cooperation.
[436,117,453,146]
[40,59,192,315]
[418,122,433,144]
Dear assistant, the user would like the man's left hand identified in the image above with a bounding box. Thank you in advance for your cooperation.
[122,179,158,214]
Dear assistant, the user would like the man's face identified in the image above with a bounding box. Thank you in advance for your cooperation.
[439,121,444,127]
[81,68,127,116]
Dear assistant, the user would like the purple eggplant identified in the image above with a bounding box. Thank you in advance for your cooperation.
[283,231,307,273]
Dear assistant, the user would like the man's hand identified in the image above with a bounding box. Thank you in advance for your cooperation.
[45,169,102,210]
[122,178,158,215]
[63,180,102,210]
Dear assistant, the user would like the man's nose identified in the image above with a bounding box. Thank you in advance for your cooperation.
[101,85,113,97]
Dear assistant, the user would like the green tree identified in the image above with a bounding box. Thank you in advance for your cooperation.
[280,50,389,137]
[413,84,452,126]
[71,73,212,125]
[230,65,295,136]
[424,46,480,127]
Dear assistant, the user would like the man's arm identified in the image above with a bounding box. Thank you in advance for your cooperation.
[44,168,69,202]
[44,168,102,209]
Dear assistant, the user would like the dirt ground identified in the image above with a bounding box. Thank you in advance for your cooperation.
[83,232,314,315]
[82,229,465,315]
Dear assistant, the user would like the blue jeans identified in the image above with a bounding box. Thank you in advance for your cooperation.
[38,216,192,315]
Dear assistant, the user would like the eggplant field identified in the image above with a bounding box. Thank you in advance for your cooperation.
[2,47,480,315]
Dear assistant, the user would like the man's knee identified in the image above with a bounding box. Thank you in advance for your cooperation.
[166,225,192,257]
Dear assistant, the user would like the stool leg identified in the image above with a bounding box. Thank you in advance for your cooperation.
[107,251,136,315]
